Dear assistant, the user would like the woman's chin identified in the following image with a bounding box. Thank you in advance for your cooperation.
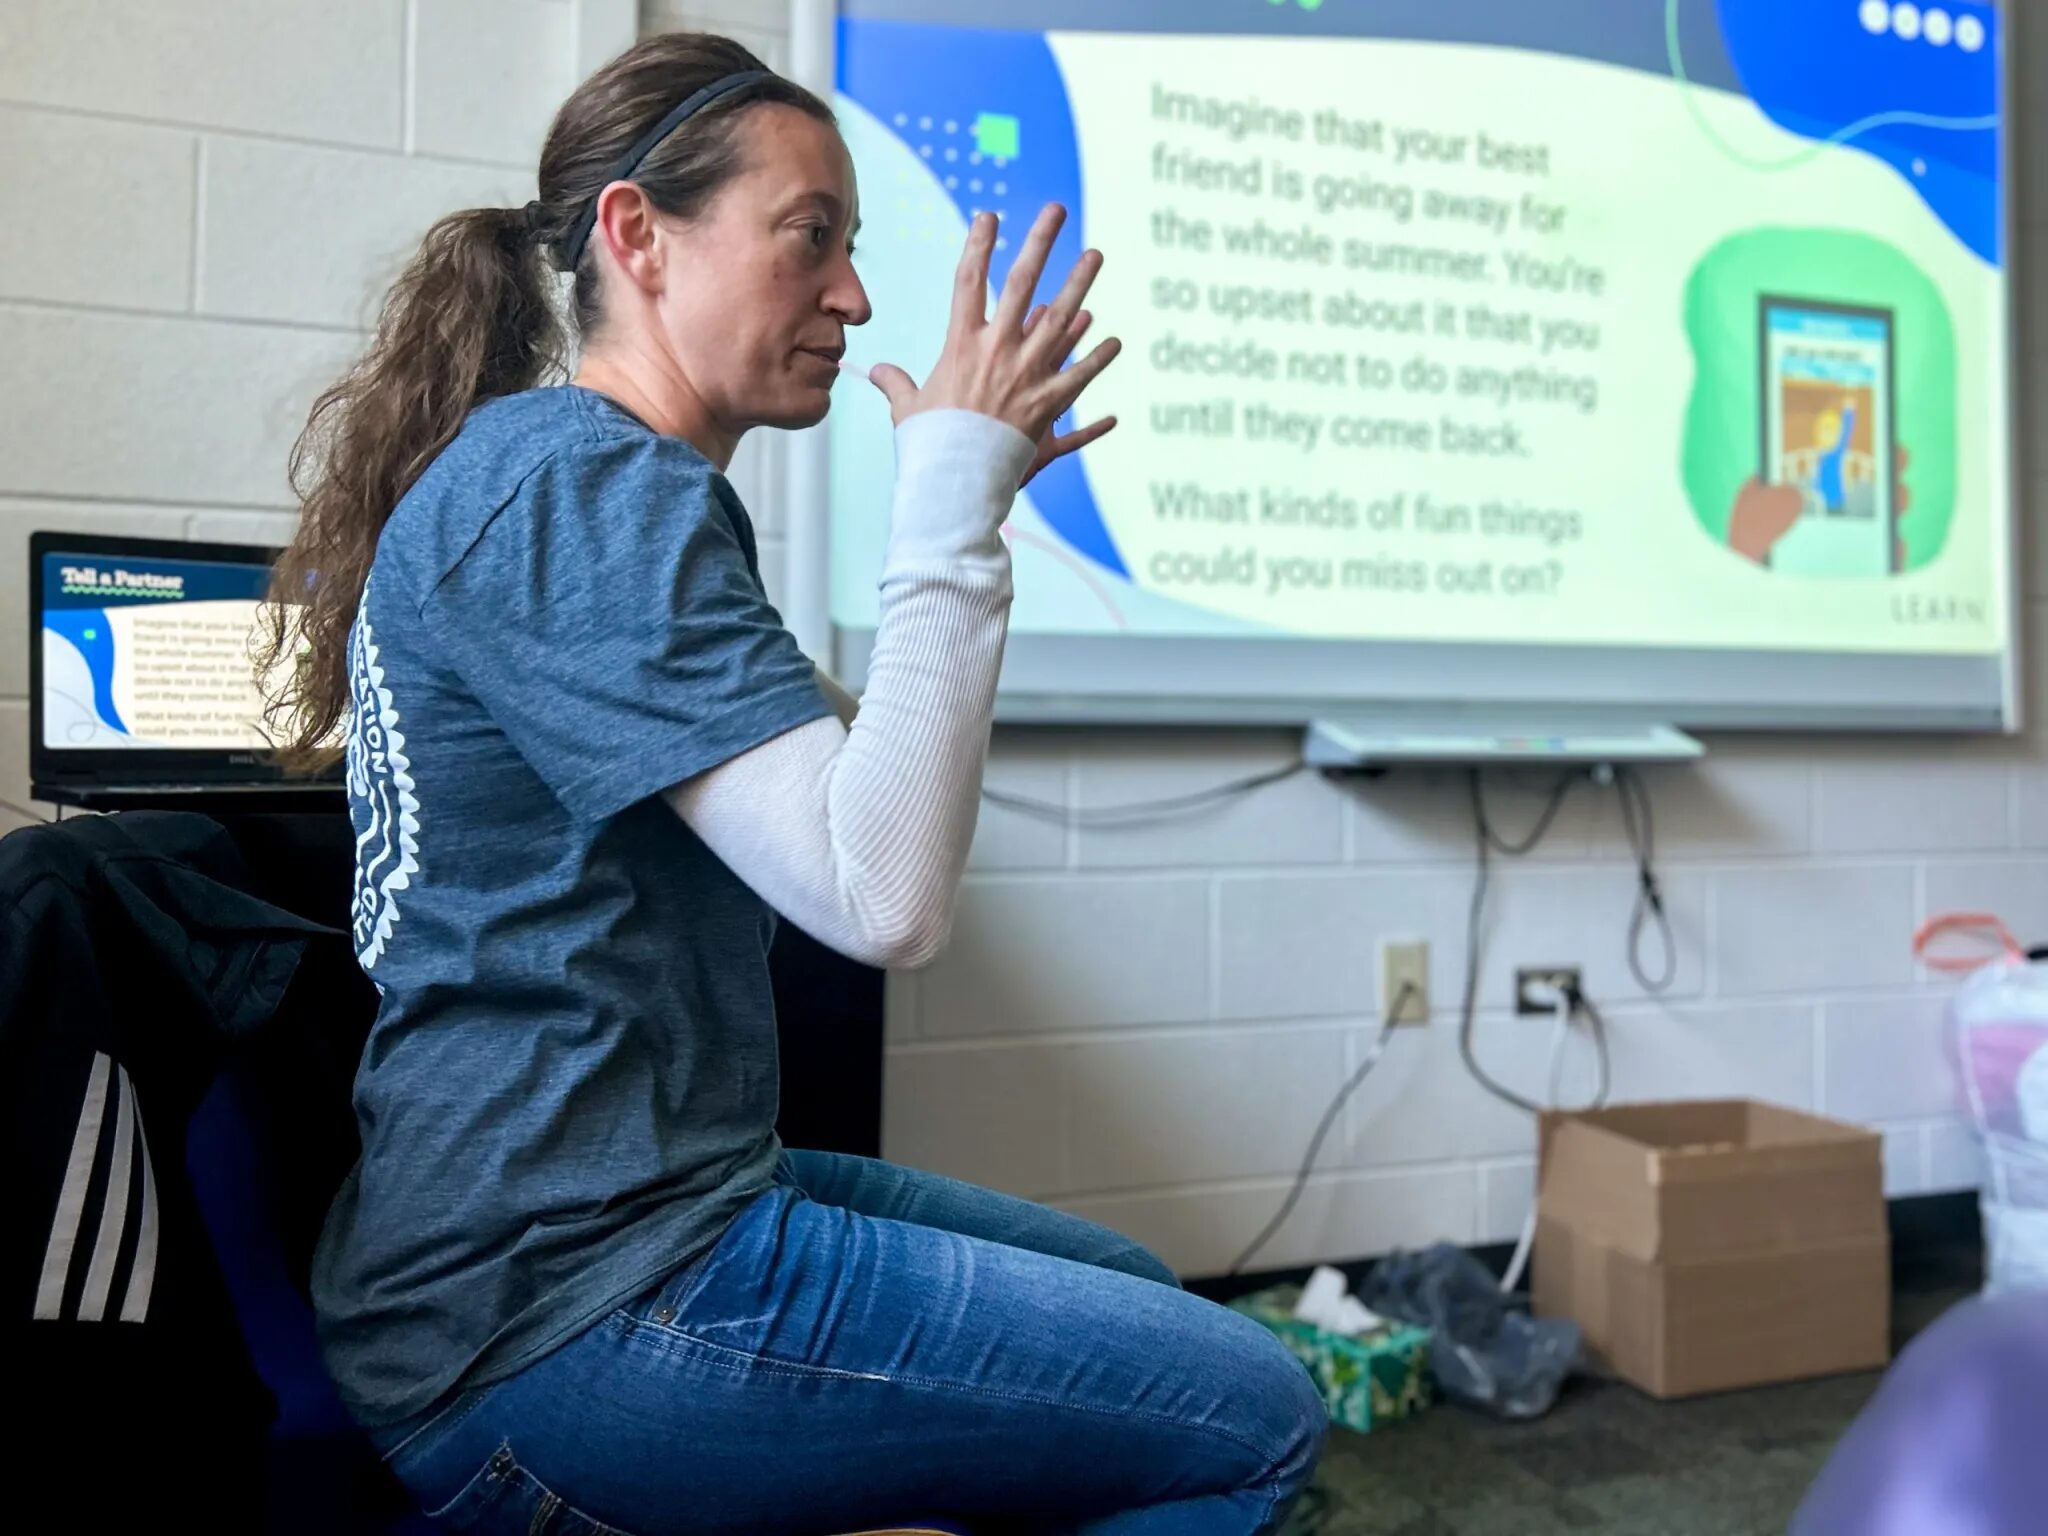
[760,388,834,431]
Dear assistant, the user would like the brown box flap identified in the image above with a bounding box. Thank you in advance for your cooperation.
[1538,1110,1661,1260]
[1538,1100,1884,1262]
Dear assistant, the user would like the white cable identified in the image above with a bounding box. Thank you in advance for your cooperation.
[1460,770,1635,1295]
[1501,1211,1540,1299]
[1500,989,1574,1296]
[1544,990,1574,1108]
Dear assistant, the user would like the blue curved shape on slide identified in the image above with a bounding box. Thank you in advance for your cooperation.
[43,608,127,734]
[838,17,1127,578]
[1714,0,2000,264]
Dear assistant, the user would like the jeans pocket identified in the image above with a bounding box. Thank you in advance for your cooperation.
[631,1186,799,1330]
[426,1442,636,1536]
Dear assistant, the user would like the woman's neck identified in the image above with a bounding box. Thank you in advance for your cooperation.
[573,350,739,470]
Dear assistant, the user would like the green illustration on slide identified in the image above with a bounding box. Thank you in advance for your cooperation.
[1681,229,1957,577]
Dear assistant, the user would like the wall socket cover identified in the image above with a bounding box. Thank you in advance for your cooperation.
[1381,940,1430,1025]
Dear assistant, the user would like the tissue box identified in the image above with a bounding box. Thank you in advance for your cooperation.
[1228,1287,1433,1434]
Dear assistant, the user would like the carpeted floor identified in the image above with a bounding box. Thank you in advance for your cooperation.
[1281,1357,1882,1536]
[1272,1245,1976,1536]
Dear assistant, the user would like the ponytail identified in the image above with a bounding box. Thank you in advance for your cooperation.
[261,203,561,769]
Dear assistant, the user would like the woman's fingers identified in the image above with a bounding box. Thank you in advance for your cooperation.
[866,362,921,420]
[1059,308,1094,358]
[993,205,1067,334]
[1025,249,1104,363]
[948,212,997,336]
[1049,415,1118,457]
[1020,414,1118,488]
[1023,305,1092,353]
[1044,335,1123,417]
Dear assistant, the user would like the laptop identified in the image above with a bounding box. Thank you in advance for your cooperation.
[29,531,343,810]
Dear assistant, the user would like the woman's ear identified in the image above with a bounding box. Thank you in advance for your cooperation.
[590,182,666,296]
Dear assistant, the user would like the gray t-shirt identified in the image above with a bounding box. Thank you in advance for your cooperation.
[311,385,831,1427]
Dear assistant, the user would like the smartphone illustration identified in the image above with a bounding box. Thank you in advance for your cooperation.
[1757,296,1899,578]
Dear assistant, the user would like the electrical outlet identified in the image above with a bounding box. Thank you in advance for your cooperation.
[1380,940,1430,1025]
[1515,965,1583,1015]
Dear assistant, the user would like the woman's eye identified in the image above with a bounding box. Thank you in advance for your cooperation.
[804,225,829,249]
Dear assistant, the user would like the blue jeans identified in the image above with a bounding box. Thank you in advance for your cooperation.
[382,1151,1326,1535]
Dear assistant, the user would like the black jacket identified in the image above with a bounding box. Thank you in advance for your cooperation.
[2,811,350,1525]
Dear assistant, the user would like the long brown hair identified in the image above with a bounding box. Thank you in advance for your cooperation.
[260,32,833,769]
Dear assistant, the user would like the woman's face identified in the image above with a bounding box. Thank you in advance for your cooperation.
[654,104,870,434]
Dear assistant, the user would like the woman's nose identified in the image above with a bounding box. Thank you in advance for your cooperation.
[829,257,873,327]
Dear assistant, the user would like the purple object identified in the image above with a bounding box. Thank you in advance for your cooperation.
[1792,1292,2048,1536]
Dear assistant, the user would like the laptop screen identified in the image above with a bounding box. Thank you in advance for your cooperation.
[38,542,289,753]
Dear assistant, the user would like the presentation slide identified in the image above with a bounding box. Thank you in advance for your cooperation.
[829,0,2008,659]
[41,551,281,750]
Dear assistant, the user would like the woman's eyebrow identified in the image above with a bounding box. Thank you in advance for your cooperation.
[786,189,853,226]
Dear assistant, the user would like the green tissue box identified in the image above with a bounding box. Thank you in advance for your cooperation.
[1228,1286,1433,1434]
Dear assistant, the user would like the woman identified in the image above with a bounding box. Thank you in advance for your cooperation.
[264,33,1325,1536]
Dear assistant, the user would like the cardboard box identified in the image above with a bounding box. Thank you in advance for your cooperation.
[1533,1099,1890,1399]
[1228,1286,1433,1434]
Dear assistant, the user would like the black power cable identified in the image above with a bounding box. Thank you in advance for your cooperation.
[1229,979,1420,1277]
[1616,765,1677,993]
[1459,765,1666,1118]
[1459,770,1589,1117]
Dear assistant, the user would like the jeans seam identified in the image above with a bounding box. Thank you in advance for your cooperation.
[621,1316,893,1384]
[624,1315,1290,1472]
[890,1370,1292,1485]
[382,1386,491,1465]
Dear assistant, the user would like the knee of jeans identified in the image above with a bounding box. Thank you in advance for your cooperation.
[1220,1313,1330,1482]
[1268,1346,1330,1480]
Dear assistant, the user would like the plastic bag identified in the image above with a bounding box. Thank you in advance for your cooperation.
[1358,1243,1580,1419]
[1985,1198,2048,1293]
[2018,1040,2048,1146]
[1916,914,2048,1294]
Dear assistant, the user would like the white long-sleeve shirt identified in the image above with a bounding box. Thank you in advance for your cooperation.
[665,409,1034,969]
